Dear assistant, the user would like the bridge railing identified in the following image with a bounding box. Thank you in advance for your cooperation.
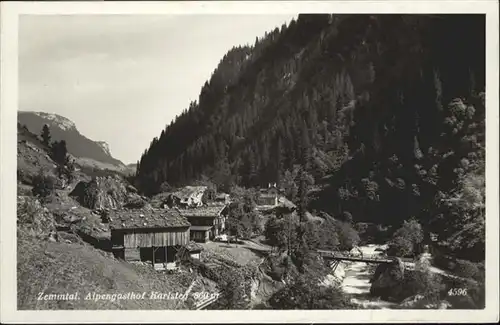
[317,249,416,263]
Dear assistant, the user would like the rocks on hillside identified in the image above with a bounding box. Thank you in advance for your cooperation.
[370,257,405,301]
[17,140,58,185]
[17,196,56,239]
[399,294,452,309]
[124,192,150,209]
[126,184,138,193]
[150,192,172,208]
[51,206,88,229]
[70,175,146,210]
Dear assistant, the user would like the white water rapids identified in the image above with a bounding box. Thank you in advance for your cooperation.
[333,244,398,309]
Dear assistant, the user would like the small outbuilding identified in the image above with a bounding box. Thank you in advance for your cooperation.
[178,241,204,261]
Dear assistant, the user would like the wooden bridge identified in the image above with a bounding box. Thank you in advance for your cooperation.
[317,249,397,264]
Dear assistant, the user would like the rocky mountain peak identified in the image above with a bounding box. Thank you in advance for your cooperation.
[33,112,76,131]
[96,141,111,156]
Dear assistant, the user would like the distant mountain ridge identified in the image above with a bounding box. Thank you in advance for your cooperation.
[18,111,124,167]
[96,141,112,156]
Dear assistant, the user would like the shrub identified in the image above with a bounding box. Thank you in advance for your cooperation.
[56,163,75,185]
[454,259,484,282]
[264,214,298,251]
[318,218,340,250]
[17,170,33,185]
[335,220,360,250]
[388,219,424,257]
[268,259,286,281]
[183,256,250,309]
[342,211,353,223]
[398,268,444,304]
[158,182,172,193]
[355,222,392,245]
[265,254,298,282]
[17,197,55,237]
[269,275,352,309]
[124,194,147,209]
[216,267,248,309]
[388,236,414,257]
[31,172,56,199]
[432,255,484,282]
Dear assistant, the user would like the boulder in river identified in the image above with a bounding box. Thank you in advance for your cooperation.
[370,257,405,300]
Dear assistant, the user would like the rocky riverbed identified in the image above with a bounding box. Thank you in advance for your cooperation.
[330,244,398,309]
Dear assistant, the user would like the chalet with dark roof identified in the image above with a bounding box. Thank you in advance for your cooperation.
[177,203,228,242]
[109,209,191,267]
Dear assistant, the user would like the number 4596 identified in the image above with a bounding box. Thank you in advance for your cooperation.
[448,288,468,296]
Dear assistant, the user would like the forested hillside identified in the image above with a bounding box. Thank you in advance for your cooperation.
[136,14,485,260]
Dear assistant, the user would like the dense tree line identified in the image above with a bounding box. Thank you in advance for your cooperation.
[136,14,485,261]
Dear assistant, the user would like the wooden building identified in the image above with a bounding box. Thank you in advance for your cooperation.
[257,193,278,207]
[177,241,204,260]
[168,186,208,208]
[257,183,280,207]
[109,209,191,267]
[178,204,227,243]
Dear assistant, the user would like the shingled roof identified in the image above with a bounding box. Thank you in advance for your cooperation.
[171,186,207,200]
[185,241,204,252]
[109,209,191,230]
[177,204,226,218]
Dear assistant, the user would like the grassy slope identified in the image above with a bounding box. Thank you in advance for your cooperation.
[17,126,58,182]
[17,231,193,310]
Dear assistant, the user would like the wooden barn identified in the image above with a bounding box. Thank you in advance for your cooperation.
[109,209,191,268]
[178,204,227,243]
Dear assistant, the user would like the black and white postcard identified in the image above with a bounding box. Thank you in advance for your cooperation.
[1,1,498,323]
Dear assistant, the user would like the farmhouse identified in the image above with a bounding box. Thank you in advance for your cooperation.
[257,183,280,207]
[178,203,227,243]
[168,186,208,208]
[109,209,191,268]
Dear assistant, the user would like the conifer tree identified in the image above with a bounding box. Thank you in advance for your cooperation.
[40,124,51,147]
[51,140,68,165]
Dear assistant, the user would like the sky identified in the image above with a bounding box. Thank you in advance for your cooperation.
[18,14,297,164]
